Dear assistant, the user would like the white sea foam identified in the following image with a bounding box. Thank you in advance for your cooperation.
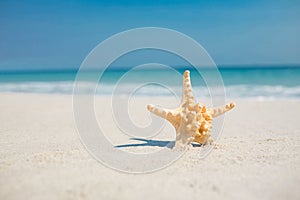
[0,81,300,100]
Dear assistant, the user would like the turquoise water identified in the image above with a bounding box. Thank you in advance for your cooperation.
[1,67,300,99]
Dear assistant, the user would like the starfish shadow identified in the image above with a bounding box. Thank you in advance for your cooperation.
[114,138,201,149]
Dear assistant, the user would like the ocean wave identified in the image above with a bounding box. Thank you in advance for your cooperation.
[0,81,300,100]
[0,81,75,94]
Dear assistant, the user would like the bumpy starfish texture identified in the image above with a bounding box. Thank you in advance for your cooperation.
[147,70,235,147]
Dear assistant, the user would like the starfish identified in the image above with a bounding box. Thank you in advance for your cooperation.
[147,70,235,147]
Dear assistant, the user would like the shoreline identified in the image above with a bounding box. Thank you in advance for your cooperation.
[1,91,300,102]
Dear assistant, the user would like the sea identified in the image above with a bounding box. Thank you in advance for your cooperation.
[1,66,300,100]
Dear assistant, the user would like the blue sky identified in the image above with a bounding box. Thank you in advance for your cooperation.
[0,0,299,70]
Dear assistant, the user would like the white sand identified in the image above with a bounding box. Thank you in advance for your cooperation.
[0,93,300,200]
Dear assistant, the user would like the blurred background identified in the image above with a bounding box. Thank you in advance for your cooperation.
[1,0,300,70]
[0,0,300,99]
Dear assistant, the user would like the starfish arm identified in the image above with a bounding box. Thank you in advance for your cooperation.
[209,102,235,118]
[147,104,181,130]
[182,70,195,107]
[147,104,168,118]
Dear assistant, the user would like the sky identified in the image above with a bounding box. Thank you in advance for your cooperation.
[0,0,300,71]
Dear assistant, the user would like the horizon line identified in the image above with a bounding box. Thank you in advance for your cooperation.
[1,64,300,73]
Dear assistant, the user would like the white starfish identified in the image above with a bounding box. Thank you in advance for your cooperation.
[147,70,235,147]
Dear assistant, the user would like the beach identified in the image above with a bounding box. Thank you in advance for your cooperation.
[0,93,299,200]
[2,0,300,199]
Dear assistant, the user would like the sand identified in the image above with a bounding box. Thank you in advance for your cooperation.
[0,93,299,200]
